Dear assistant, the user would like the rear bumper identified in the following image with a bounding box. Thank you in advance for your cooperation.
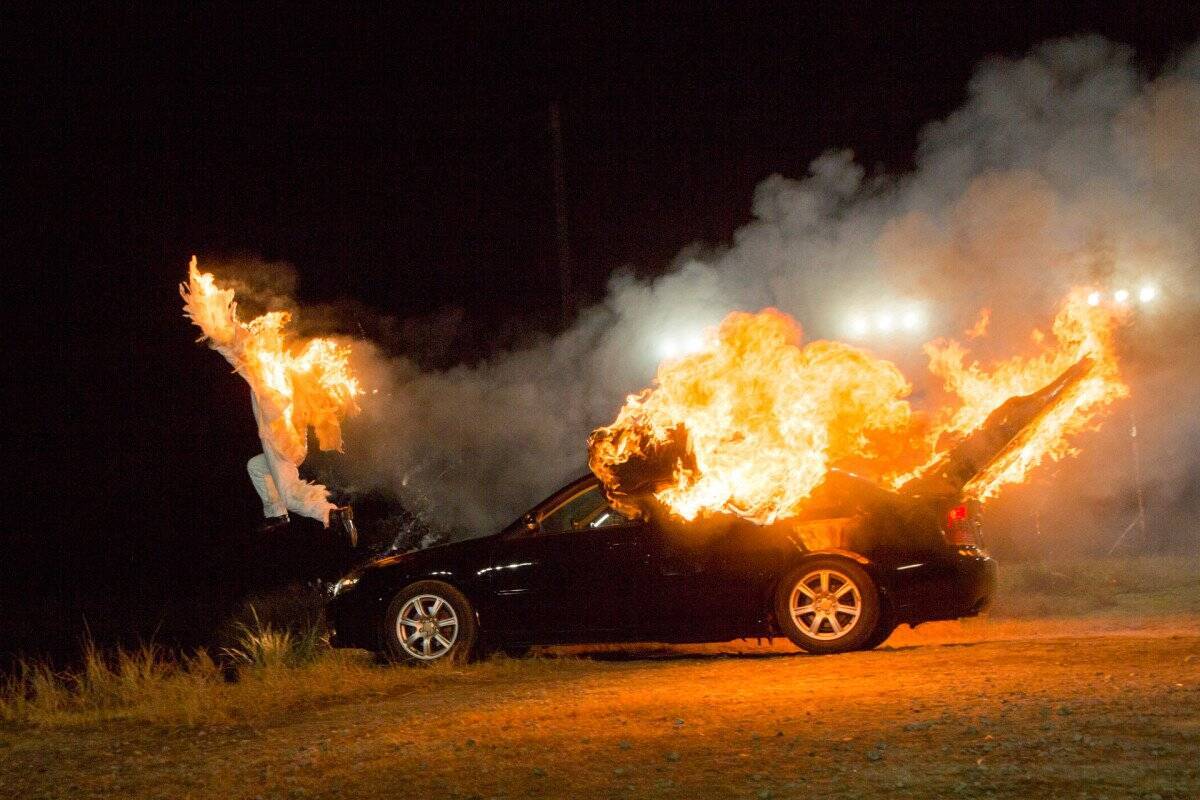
[947,546,997,617]
[887,546,997,625]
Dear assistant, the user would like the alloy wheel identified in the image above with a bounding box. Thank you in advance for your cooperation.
[396,593,459,660]
[789,567,862,641]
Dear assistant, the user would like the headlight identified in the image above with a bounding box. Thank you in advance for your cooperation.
[330,575,360,598]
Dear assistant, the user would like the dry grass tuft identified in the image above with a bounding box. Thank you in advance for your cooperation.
[0,643,225,726]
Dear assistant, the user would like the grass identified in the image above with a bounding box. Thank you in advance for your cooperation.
[2,556,1196,730]
[0,642,224,727]
[0,602,562,728]
[220,606,327,670]
[5,624,1198,799]
[992,555,1200,618]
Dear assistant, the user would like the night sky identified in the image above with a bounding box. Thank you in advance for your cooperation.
[6,3,1199,658]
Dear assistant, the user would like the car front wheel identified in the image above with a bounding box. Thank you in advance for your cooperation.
[383,581,478,664]
[775,558,881,655]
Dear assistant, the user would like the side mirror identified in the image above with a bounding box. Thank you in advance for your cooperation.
[522,512,539,532]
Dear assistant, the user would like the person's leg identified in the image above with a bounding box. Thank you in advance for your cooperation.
[246,454,288,518]
[260,439,335,526]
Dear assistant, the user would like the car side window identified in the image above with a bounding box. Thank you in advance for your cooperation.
[539,485,633,535]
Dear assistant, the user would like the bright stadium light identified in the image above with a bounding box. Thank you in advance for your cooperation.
[1113,288,1130,304]
[658,332,706,360]
[1138,284,1158,304]
[1086,290,1102,307]
[845,301,928,340]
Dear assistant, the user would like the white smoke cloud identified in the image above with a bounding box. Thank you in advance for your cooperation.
[345,35,1200,551]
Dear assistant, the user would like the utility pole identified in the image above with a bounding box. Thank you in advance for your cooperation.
[1109,405,1149,555]
[548,102,571,328]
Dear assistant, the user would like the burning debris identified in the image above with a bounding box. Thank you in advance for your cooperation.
[181,257,362,535]
[589,290,1128,525]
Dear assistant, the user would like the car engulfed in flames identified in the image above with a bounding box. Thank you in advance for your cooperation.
[327,289,1130,662]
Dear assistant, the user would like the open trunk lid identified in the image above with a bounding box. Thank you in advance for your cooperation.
[899,357,1095,499]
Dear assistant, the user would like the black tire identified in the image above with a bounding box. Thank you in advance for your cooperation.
[382,580,479,664]
[775,558,881,655]
[859,615,896,651]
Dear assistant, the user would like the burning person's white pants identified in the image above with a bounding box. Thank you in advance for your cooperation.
[244,390,336,527]
[247,450,335,526]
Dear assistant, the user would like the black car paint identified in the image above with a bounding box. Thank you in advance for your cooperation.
[327,471,997,653]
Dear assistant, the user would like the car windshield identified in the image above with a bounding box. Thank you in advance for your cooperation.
[540,484,631,534]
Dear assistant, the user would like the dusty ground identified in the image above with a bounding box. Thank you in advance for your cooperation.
[2,614,1198,799]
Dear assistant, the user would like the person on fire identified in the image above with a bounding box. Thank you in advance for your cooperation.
[181,257,359,545]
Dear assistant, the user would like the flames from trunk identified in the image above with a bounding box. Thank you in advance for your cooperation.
[180,257,361,462]
[589,290,1128,524]
[914,289,1128,500]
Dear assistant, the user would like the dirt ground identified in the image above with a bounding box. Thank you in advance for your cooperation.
[2,614,1198,800]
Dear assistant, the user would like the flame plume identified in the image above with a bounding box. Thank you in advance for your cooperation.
[590,291,1128,524]
[180,256,360,463]
[589,310,914,524]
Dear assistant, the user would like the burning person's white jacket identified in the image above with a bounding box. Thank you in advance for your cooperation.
[181,258,360,527]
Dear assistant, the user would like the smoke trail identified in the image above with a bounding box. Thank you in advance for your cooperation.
[345,35,1199,550]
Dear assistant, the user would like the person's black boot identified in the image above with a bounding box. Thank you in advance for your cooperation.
[257,514,290,533]
[330,505,358,548]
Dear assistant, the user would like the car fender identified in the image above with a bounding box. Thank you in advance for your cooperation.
[802,547,871,566]
[767,548,892,629]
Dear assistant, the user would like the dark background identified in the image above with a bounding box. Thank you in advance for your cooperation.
[6,3,1199,659]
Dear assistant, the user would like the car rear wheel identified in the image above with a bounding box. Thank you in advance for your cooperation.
[383,581,478,664]
[858,596,897,651]
[775,558,880,655]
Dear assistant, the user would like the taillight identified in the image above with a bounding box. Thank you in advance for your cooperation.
[944,503,978,545]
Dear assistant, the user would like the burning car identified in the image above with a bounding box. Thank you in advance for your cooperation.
[327,271,1132,663]
[327,465,995,661]
[327,360,1101,662]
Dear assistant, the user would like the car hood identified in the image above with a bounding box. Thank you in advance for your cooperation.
[361,532,499,573]
[899,356,1095,498]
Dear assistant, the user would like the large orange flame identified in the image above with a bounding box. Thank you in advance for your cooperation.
[589,310,913,524]
[590,291,1128,524]
[180,256,360,463]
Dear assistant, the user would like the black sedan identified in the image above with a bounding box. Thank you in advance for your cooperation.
[327,469,996,662]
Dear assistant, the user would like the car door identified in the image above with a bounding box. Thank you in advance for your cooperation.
[643,519,789,638]
[485,482,653,642]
